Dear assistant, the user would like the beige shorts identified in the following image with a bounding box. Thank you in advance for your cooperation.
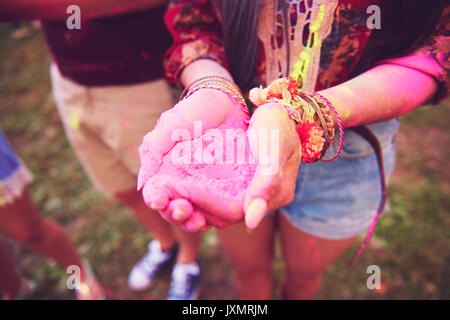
[50,64,176,198]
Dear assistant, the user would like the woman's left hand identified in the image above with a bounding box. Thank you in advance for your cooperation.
[243,102,301,229]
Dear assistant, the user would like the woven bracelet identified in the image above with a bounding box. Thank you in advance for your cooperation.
[306,91,344,162]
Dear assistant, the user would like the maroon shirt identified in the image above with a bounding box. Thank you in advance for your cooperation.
[41,5,172,86]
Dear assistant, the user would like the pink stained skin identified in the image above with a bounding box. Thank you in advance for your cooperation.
[139,101,301,232]
[138,85,302,232]
[138,56,302,232]
[168,57,439,233]
[140,101,257,230]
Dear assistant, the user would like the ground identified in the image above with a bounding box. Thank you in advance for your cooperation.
[0,23,449,300]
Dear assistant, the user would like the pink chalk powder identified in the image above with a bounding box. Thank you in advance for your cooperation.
[143,105,257,226]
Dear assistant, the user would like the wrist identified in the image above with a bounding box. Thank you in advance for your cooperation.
[249,77,344,163]
[317,88,352,128]
[251,102,300,138]
[261,102,302,126]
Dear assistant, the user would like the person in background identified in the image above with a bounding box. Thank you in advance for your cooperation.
[0,130,104,299]
[0,0,203,300]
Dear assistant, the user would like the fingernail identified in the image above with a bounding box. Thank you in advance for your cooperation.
[195,214,206,228]
[172,209,185,221]
[137,179,144,191]
[245,198,268,229]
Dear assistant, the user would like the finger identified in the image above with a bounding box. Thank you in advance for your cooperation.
[147,175,245,228]
[162,174,245,224]
[244,170,282,215]
[244,198,268,229]
[243,137,300,229]
[168,198,194,222]
[184,205,239,229]
[182,211,206,232]
[186,185,245,224]
[142,179,170,210]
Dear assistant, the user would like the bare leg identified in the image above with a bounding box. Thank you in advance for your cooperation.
[278,212,357,299]
[115,188,177,251]
[0,190,87,282]
[0,240,22,299]
[216,214,276,299]
[171,226,203,263]
[116,188,204,262]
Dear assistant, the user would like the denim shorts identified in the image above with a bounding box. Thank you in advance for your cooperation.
[280,118,399,240]
[0,130,32,206]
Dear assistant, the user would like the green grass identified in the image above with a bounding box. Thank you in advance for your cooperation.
[0,23,449,300]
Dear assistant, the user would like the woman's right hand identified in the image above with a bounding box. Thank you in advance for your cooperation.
[137,88,248,231]
[137,88,233,191]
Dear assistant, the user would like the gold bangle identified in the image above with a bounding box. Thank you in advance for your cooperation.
[184,80,248,114]
[180,76,237,100]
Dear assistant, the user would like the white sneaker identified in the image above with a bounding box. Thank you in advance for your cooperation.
[128,240,178,291]
[167,262,201,300]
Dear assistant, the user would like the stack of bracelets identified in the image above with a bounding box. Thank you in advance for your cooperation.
[180,76,249,115]
[248,76,344,163]
[180,75,344,163]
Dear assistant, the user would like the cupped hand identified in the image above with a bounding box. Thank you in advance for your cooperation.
[137,88,232,192]
[243,103,301,229]
[138,90,301,232]
[137,88,252,231]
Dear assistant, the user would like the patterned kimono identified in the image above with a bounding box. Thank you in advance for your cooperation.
[163,0,448,98]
